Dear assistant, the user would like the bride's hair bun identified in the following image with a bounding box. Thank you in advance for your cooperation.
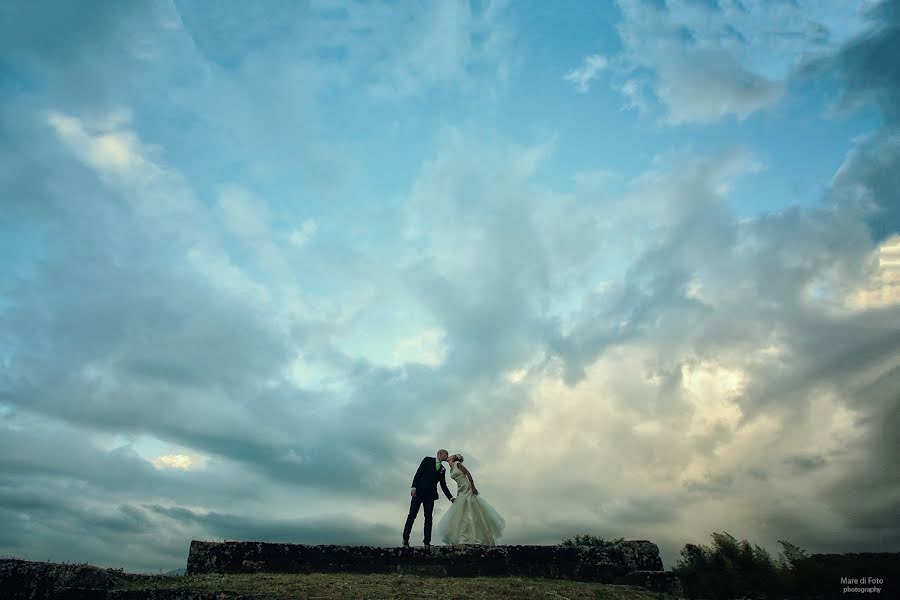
[455,454,464,462]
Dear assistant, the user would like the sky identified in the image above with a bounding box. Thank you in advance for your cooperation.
[1,0,899,574]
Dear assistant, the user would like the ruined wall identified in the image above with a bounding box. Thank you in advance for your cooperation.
[0,558,122,599]
[186,539,679,592]
[0,541,685,599]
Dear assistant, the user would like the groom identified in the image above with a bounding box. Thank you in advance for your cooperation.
[402,449,454,547]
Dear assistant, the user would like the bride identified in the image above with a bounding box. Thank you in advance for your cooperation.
[435,454,505,545]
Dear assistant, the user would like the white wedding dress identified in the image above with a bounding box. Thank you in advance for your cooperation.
[435,462,505,545]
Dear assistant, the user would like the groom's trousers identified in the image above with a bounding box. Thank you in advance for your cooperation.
[402,495,435,544]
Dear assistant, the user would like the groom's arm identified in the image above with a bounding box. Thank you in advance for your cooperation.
[410,457,429,494]
[439,468,453,501]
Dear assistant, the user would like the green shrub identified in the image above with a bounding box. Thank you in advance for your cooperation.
[560,534,626,548]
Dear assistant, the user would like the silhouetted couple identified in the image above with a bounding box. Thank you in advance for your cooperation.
[402,449,504,547]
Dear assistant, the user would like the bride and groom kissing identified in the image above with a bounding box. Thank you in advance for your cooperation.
[402,449,505,547]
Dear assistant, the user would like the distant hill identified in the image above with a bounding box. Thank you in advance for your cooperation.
[164,567,186,576]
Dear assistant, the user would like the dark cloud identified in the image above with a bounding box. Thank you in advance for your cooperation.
[819,365,900,531]
[590,495,682,526]
[828,130,900,243]
[797,0,900,242]
[0,1,144,66]
[823,0,900,124]
[783,454,828,474]
[746,468,769,481]
[0,480,186,571]
[146,504,394,546]
[682,474,735,498]
[0,420,275,505]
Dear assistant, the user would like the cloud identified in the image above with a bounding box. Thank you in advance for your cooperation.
[806,0,900,124]
[6,109,899,569]
[847,236,900,308]
[392,328,447,367]
[146,504,395,546]
[805,2,900,243]
[45,111,150,178]
[564,54,608,93]
[289,220,318,248]
[2,0,899,576]
[606,0,870,124]
[151,454,208,471]
[783,454,828,475]
[482,136,898,560]
[215,183,273,242]
[363,0,512,100]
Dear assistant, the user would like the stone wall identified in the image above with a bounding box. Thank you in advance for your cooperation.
[0,558,123,600]
[0,559,264,599]
[186,539,677,591]
[1,541,685,598]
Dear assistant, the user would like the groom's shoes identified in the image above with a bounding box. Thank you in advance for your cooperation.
[424,543,431,549]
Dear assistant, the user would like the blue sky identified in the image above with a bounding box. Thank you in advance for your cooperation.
[1,0,899,573]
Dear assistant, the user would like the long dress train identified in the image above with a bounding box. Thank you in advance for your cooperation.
[435,462,505,545]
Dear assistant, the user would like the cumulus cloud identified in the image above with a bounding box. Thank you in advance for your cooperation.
[605,0,871,124]
[848,236,900,309]
[564,54,608,93]
[5,110,899,569]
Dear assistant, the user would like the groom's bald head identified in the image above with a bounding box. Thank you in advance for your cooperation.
[437,449,449,461]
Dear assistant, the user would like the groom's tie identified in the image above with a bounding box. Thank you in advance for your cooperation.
[436,459,440,471]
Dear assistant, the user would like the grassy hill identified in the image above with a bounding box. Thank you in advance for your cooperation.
[115,571,683,599]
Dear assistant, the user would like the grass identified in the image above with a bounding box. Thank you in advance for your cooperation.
[113,572,681,599]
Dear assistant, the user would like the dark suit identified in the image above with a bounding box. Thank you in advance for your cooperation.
[402,456,453,545]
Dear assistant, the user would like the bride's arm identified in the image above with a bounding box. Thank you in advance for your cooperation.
[457,464,478,495]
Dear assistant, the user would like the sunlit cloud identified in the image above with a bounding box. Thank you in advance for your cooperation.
[848,235,900,309]
[46,111,156,180]
[151,454,208,471]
